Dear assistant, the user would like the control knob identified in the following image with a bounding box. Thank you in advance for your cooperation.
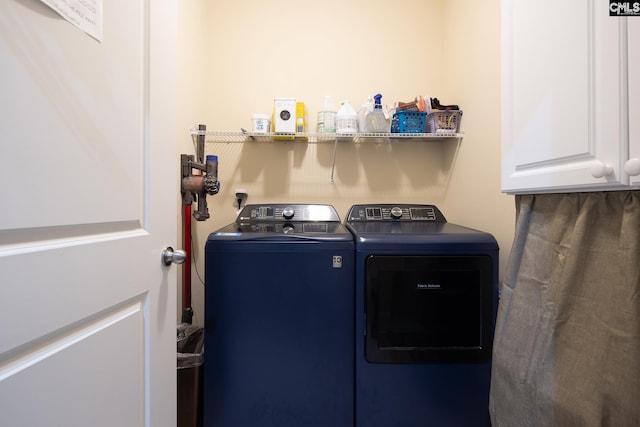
[390,206,403,219]
[282,207,295,220]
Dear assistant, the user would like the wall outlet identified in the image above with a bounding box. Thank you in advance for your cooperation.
[235,189,248,209]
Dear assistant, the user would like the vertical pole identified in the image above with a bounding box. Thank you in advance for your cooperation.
[182,203,193,324]
[197,124,206,163]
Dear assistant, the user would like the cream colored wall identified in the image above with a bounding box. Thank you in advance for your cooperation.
[439,2,515,273]
[177,0,515,326]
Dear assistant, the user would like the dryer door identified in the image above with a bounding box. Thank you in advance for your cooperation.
[365,255,495,364]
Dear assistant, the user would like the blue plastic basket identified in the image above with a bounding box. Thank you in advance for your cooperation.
[390,111,427,133]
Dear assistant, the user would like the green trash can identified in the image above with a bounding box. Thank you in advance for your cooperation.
[177,324,204,427]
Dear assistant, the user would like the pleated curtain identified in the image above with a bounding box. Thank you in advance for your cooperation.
[490,191,640,426]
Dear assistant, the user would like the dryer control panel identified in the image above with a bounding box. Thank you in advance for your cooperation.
[346,204,447,222]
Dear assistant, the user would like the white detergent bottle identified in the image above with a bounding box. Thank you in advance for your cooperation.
[317,95,337,133]
[336,100,358,135]
[365,93,390,133]
[357,95,374,133]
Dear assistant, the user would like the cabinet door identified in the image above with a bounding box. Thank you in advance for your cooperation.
[502,0,625,193]
[628,19,640,186]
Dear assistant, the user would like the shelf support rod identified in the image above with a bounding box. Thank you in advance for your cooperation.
[329,138,339,184]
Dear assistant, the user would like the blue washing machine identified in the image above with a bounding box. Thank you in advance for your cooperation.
[345,204,498,427]
[204,204,354,427]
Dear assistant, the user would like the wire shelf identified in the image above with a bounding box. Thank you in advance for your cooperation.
[189,129,463,184]
[190,130,463,144]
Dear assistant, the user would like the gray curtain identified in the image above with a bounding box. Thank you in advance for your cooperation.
[489,191,640,426]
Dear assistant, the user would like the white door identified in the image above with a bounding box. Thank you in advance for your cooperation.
[0,1,177,427]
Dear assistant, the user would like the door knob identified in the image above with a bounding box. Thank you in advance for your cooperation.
[162,247,187,266]
[624,158,640,176]
[590,161,613,178]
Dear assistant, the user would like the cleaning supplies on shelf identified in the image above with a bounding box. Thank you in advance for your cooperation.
[391,110,428,134]
[272,98,296,133]
[272,98,297,140]
[296,102,309,141]
[336,100,358,135]
[316,96,337,133]
[251,114,271,133]
[296,102,308,133]
[431,97,460,111]
[357,95,374,133]
[365,93,390,133]
[396,95,430,112]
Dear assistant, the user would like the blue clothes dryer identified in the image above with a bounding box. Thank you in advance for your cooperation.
[345,204,499,427]
[204,204,354,427]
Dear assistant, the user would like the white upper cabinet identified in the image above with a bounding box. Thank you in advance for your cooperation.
[501,0,636,193]
[628,19,640,186]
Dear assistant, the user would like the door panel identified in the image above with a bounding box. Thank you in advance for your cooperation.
[0,1,177,426]
[0,298,145,426]
[0,0,144,229]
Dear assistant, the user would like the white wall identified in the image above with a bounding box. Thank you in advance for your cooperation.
[177,0,514,326]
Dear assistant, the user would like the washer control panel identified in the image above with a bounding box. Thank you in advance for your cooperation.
[346,204,447,222]
[237,204,341,223]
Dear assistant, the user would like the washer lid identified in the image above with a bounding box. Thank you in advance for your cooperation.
[210,204,351,241]
[209,224,354,243]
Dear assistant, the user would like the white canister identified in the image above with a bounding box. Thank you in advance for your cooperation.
[336,100,358,135]
[252,114,271,133]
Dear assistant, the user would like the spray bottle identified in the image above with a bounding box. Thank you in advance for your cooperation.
[365,94,389,133]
